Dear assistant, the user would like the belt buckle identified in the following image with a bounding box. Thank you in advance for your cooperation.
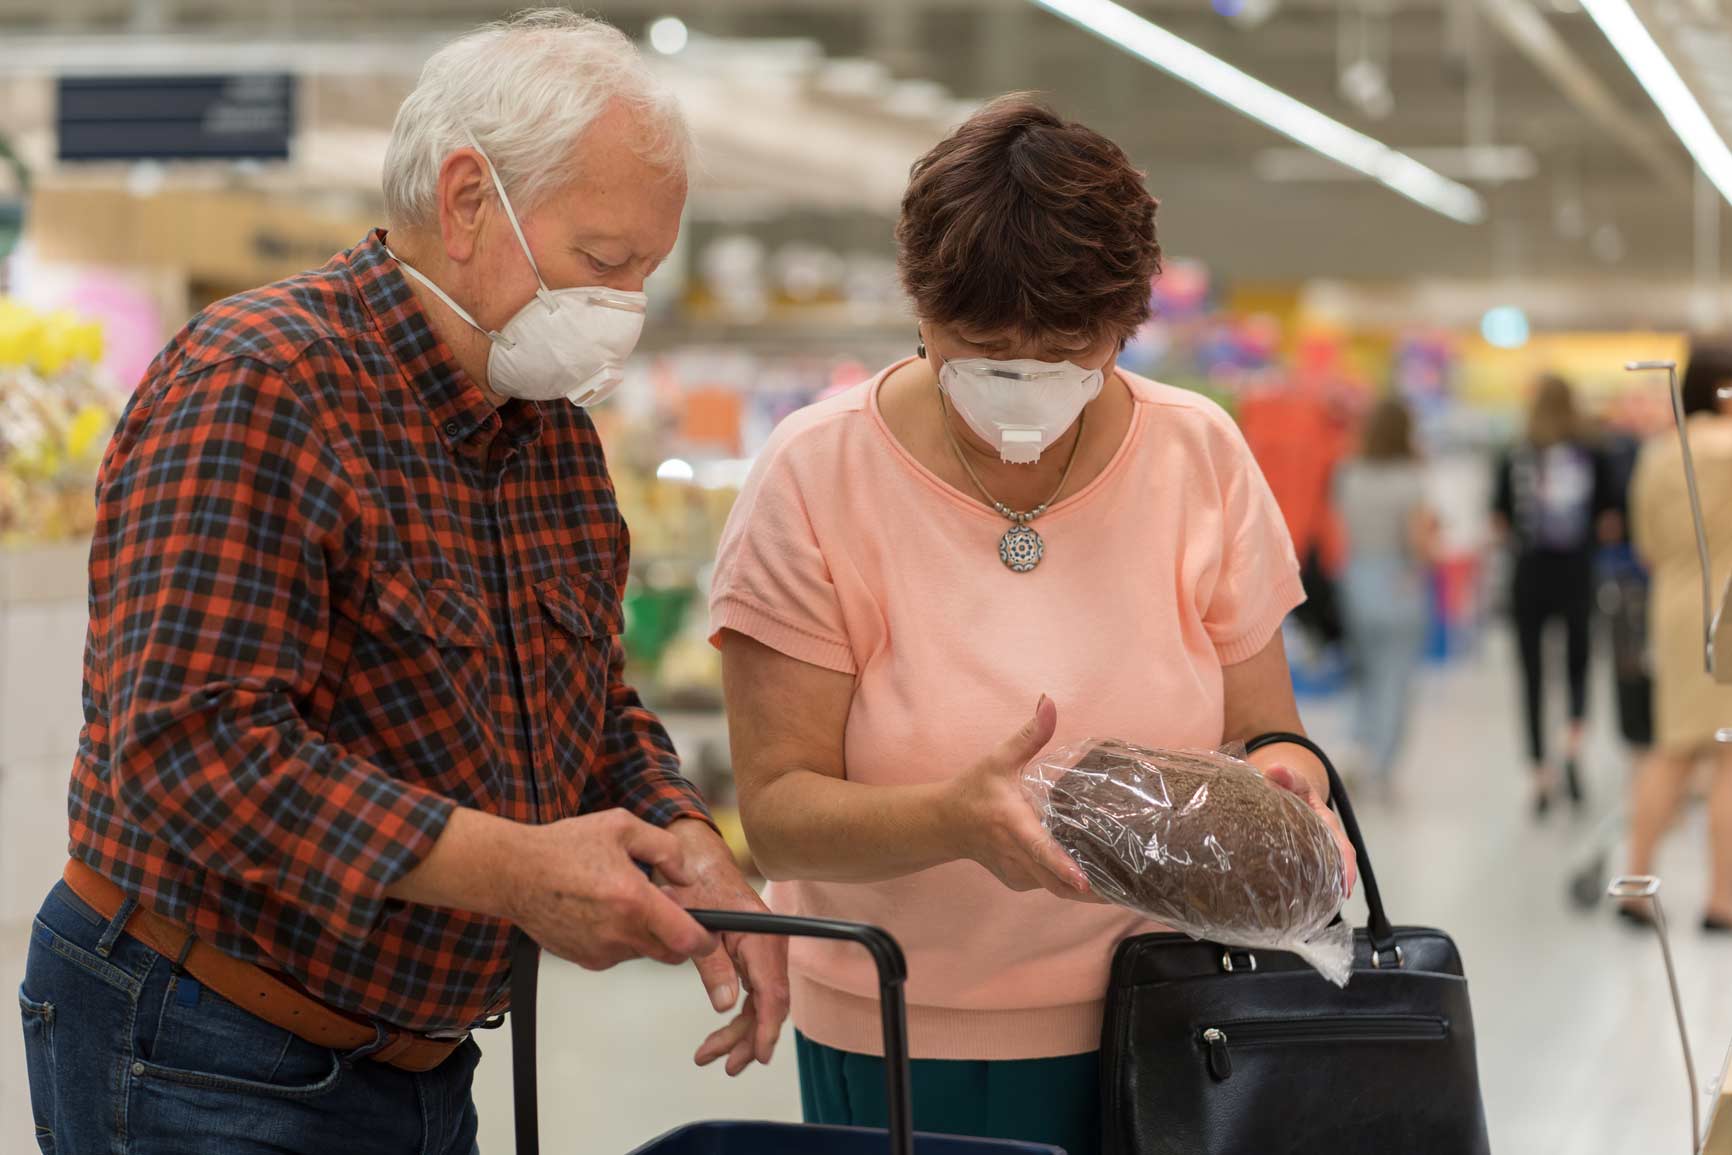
[423,1028,471,1043]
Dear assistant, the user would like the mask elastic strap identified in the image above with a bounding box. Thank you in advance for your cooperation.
[463,130,552,300]
[385,246,513,347]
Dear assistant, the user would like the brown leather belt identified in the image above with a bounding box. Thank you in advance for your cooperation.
[63,859,465,1073]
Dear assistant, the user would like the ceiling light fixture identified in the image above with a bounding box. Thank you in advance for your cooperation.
[648,16,689,56]
[1579,0,1732,206]
[1025,0,1485,223]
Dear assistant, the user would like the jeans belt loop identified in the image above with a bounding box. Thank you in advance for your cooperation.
[95,896,137,957]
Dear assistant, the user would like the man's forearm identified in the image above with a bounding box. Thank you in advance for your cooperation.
[386,807,519,919]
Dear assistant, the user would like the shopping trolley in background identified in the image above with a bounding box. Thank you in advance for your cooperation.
[509,911,1066,1155]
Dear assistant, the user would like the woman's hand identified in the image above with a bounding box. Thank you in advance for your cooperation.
[1262,764,1359,898]
[945,695,1095,900]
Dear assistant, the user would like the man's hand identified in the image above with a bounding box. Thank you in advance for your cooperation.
[390,807,719,970]
[660,818,791,1076]
[501,809,719,970]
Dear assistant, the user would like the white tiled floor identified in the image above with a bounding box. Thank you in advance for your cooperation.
[5,628,1729,1153]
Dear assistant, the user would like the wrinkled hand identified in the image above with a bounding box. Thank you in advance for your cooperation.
[948,695,1095,901]
[505,810,717,971]
[1262,764,1359,898]
[658,819,791,1076]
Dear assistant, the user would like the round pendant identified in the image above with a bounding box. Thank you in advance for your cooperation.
[999,524,1045,573]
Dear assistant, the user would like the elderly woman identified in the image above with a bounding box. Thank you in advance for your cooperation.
[704,97,1354,1152]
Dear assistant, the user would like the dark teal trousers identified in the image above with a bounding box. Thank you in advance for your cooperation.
[795,1032,1100,1155]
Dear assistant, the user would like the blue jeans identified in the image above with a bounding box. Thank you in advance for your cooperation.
[1343,556,1429,779]
[17,880,483,1154]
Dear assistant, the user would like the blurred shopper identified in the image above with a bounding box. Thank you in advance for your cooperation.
[1492,375,1618,816]
[1623,342,1732,931]
[1238,350,1355,660]
[17,14,784,1155]
[709,96,1355,1154]
[1337,398,1438,793]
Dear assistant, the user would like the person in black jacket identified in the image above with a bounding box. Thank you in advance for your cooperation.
[1492,374,1619,816]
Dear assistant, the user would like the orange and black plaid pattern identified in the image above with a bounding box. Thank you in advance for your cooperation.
[67,229,710,1032]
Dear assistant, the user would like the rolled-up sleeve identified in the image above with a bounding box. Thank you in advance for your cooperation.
[100,358,454,944]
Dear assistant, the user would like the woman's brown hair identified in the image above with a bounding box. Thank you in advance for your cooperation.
[1526,374,1581,448]
[1682,340,1732,417]
[1361,397,1417,462]
[896,94,1162,346]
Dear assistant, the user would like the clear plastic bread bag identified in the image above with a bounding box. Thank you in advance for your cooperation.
[1023,739,1354,986]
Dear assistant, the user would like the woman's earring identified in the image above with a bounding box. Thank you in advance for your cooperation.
[917,338,927,358]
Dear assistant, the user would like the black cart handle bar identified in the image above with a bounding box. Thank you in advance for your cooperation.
[511,911,913,1155]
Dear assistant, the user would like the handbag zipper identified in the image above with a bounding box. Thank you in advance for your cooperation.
[1200,1016,1448,1081]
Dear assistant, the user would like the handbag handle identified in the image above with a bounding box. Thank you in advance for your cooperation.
[511,910,915,1155]
[1246,731,1398,955]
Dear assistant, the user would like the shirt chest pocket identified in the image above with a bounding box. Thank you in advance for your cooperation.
[533,574,622,804]
[340,567,500,791]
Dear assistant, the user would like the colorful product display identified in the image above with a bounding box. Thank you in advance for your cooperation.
[0,301,122,543]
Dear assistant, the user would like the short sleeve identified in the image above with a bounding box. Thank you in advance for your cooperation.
[709,441,857,675]
[1205,418,1306,664]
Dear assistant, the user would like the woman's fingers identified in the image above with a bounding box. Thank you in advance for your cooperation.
[1331,820,1359,895]
[1262,763,1315,804]
[1026,827,1090,895]
[996,805,1090,896]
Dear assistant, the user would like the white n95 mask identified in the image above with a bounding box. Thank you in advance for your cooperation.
[389,136,646,407]
[937,356,1104,464]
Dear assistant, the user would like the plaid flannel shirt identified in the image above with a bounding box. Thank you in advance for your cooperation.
[67,229,710,1032]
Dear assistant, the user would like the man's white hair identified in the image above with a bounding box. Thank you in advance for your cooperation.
[382,8,688,228]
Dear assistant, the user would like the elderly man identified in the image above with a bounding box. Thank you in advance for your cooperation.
[16,11,784,1153]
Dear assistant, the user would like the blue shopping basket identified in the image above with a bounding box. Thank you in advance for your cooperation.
[510,911,1065,1155]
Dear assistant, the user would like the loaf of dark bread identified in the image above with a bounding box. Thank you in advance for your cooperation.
[1037,740,1345,941]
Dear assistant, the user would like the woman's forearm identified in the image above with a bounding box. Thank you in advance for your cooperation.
[742,769,969,883]
[1221,631,1330,800]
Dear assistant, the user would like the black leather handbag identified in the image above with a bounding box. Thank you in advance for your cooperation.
[1099,732,1491,1155]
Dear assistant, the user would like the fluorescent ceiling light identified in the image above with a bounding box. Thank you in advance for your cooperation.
[1257,145,1538,184]
[1026,0,1485,223]
[1579,0,1732,206]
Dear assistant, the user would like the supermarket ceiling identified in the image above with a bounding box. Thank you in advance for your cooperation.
[1,0,1730,283]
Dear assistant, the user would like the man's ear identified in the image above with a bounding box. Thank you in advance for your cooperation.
[437,147,493,263]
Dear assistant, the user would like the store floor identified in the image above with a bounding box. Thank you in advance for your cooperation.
[4,628,1728,1152]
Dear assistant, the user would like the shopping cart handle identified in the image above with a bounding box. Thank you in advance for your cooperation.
[687,907,908,984]
[511,911,915,1155]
